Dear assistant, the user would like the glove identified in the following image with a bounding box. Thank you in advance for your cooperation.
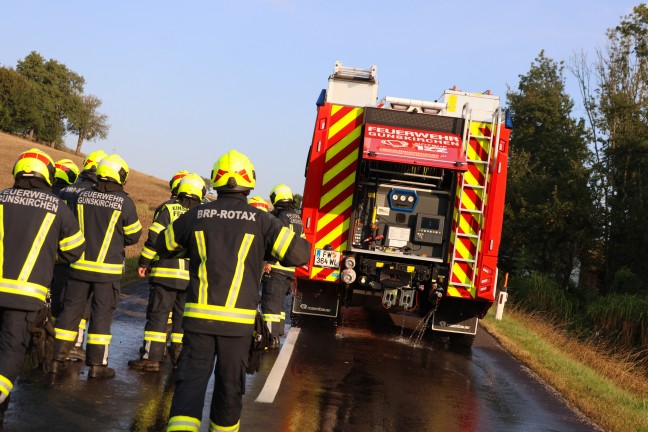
[246,311,270,374]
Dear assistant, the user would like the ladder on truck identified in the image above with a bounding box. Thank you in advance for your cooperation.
[448,105,502,291]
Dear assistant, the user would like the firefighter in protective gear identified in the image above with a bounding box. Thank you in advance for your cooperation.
[55,149,108,362]
[128,173,206,372]
[51,154,142,379]
[52,159,80,195]
[262,183,304,348]
[157,169,190,338]
[48,158,82,364]
[0,149,85,407]
[160,150,310,432]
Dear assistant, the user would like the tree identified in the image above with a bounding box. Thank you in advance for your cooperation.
[592,4,648,291]
[293,193,303,210]
[0,67,44,136]
[16,51,85,147]
[67,94,110,154]
[502,51,596,288]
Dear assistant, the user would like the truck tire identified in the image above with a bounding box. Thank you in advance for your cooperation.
[448,333,476,348]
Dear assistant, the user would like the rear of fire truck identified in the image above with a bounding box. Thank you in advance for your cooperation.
[293,61,511,346]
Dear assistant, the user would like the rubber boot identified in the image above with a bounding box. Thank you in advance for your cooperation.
[88,365,115,379]
[127,359,161,372]
[269,336,280,349]
[50,340,74,374]
[169,343,182,369]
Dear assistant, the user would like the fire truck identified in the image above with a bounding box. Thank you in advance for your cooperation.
[293,61,511,346]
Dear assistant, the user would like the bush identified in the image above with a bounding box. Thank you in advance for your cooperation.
[610,266,645,295]
[509,271,578,321]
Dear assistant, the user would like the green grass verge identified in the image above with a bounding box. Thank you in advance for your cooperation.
[482,308,648,432]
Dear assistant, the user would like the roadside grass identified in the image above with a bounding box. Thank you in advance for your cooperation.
[482,306,648,432]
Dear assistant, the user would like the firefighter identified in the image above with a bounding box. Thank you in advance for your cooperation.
[51,154,142,379]
[158,170,190,341]
[262,183,304,348]
[48,159,82,365]
[128,173,206,372]
[0,149,85,408]
[55,149,108,361]
[159,150,310,432]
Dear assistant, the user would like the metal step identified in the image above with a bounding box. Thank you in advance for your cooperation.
[455,233,479,239]
[452,257,477,264]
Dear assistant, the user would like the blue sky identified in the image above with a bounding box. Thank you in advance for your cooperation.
[0,1,639,198]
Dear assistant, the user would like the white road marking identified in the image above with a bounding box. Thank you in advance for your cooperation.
[255,327,300,403]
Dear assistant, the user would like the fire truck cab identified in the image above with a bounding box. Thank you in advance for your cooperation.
[293,61,511,346]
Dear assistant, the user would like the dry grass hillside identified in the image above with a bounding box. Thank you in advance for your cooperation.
[0,131,170,261]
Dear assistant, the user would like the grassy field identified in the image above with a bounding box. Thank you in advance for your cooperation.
[482,306,648,432]
[0,131,170,282]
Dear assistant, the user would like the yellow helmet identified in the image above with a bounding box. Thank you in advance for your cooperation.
[13,148,56,186]
[54,159,80,185]
[169,170,190,195]
[248,195,269,212]
[211,150,255,192]
[270,183,294,205]
[96,154,129,185]
[177,173,206,200]
[83,149,108,172]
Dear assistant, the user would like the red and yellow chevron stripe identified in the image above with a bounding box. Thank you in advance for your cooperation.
[447,121,493,298]
[310,105,364,282]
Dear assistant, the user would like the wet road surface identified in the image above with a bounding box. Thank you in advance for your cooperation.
[0,282,600,431]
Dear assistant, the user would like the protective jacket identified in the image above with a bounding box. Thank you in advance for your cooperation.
[0,185,85,311]
[139,200,190,290]
[58,171,97,207]
[269,206,305,275]
[156,193,310,337]
[68,183,142,283]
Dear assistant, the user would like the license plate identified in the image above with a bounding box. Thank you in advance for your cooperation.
[314,249,341,268]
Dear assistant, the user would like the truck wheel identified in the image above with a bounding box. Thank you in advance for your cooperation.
[448,333,476,348]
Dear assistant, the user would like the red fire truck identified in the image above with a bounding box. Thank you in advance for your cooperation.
[293,61,511,346]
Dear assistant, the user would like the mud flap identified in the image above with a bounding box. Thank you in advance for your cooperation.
[292,280,339,318]
[431,312,478,335]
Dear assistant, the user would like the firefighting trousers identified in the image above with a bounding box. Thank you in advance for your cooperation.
[50,264,68,319]
[141,285,186,362]
[50,265,91,330]
[261,271,292,337]
[55,279,119,366]
[171,291,184,337]
[167,332,249,430]
[0,308,37,401]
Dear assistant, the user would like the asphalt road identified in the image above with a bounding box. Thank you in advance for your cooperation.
[0,281,601,432]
